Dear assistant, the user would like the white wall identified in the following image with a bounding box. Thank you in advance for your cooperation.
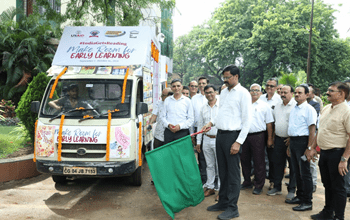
[0,0,16,18]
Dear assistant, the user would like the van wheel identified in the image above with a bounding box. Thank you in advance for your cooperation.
[52,175,67,184]
[131,166,142,186]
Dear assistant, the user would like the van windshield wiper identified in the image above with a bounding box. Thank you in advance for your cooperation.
[49,107,97,122]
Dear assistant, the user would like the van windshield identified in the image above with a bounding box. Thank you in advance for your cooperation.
[41,79,132,119]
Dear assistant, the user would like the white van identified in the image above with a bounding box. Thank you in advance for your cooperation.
[31,26,162,186]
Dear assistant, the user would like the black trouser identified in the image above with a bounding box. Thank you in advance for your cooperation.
[319,148,347,220]
[216,130,241,213]
[272,136,296,192]
[194,127,207,183]
[153,138,164,149]
[241,131,266,189]
[290,136,313,205]
[266,146,274,183]
[164,128,190,145]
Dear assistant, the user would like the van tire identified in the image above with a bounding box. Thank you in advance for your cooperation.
[52,175,67,184]
[131,166,142,186]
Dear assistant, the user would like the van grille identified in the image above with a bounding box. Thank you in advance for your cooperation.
[61,144,106,159]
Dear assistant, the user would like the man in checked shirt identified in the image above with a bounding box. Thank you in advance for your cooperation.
[196,85,220,201]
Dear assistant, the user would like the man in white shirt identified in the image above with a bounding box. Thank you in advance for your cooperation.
[192,76,209,184]
[240,83,274,195]
[285,84,317,212]
[259,78,281,191]
[160,79,194,144]
[202,65,252,220]
[267,85,297,200]
[189,80,199,98]
[196,85,220,199]
[148,88,172,149]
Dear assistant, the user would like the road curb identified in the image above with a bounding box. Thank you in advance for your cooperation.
[0,154,41,183]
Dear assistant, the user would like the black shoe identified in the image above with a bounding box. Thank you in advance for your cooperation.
[292,203,312,211]
[253,188,262,195]
[207,203,227,212]
[310,210,334,220]
[240,184,253,190]
[285,197,302,204]
[217,210,239,219]
[313,185,317,193]
[285,174,290,178]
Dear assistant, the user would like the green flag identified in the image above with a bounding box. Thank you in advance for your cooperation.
[145,135,204,219]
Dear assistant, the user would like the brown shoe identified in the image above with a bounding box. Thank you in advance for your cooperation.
[203,187,208,192]
[204,189,215,197]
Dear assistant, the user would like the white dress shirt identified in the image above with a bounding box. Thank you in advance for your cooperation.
[152,101,165,141]
[197,98,220,145]
[249,100,274,133]
[191,93,207,128]
[160,94,194,130]
[288,101,317,137]
[211,83,253,145]
[273,98,297,138]
[259,93,281,108]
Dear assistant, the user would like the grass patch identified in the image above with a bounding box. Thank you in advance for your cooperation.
[0,125,30,159]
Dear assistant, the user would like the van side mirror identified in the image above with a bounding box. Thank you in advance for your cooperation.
[136,102,148,115]
[31,101,40,113]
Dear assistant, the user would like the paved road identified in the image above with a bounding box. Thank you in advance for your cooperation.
[0,162,349,220]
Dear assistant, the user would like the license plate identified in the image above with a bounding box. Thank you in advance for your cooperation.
[63,167,97,175]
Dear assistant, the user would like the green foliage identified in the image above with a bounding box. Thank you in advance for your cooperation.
[36,0,175,26]
[321,93,330,106]
[0,7,57,104]
[16,72,51,143]
[181,0,350,91]
[0,125,30,159]
[279,73,297,88]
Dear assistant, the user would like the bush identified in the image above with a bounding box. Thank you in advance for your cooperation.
[16,72,51,143]
[0,117,20,126]
[0,99,16,118]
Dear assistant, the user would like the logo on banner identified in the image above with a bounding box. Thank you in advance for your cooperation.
[105,31,126,37]
[130,30,139,38]
[71,30,84,37]
[89,30,100,38]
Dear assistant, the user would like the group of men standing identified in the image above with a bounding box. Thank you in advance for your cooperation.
[149,65,350,220]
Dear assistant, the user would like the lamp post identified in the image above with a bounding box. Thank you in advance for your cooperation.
[306,0,314,83]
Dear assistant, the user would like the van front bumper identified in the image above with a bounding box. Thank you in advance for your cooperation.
[36,160,136,177]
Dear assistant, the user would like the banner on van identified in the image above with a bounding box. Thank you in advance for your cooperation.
[35,121,131,159]
[52,26,159,67]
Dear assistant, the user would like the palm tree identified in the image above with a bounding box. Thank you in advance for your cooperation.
[0,7,57,104]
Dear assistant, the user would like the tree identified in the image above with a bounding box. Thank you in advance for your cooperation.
[36,0,175,26]
[0,7,57,104]
[173,25,223,85]
[199,0,350,91]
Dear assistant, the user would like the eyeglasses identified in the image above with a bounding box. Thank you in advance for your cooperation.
[221,75,233,81]
[190,85,198,88]
[327,89,340,93]
[265,84,276,88]
[250,89,260,93]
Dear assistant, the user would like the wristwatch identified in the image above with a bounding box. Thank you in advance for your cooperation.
[341,156,348,162]
[307,146,312,151]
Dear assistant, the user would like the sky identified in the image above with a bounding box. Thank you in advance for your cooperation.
[172,0,350,40]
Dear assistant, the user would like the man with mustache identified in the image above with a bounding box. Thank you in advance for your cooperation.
[202,65,252,219]
[267,85,297,201]
[285,84,317,212]
[307,82,350,220]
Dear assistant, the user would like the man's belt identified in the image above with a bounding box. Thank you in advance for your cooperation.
[205,134,216,138]
[217,129,240,134]
[247,131,265,136]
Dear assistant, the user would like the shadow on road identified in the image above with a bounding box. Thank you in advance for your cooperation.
[0,173,50,191]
